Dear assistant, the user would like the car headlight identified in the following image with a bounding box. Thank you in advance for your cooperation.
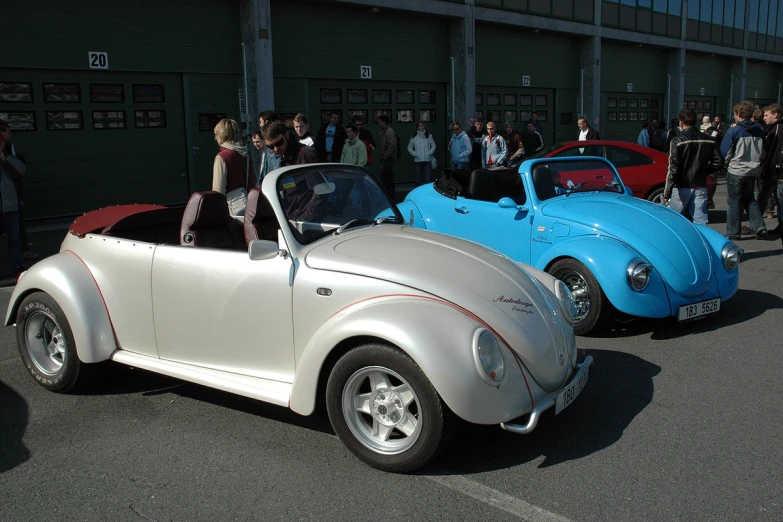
[554,279,576,325]
[626,260,652,291]
[472,330,505,386]
[722,244,742,271]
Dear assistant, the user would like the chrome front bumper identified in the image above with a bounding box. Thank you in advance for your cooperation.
[500,355,593,435]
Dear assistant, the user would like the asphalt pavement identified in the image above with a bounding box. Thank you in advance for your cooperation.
[1,179,782,521]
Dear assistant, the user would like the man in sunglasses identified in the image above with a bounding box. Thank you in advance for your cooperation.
[262,122,318,167]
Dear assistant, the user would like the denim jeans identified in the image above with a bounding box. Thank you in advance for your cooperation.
[2,211,21,270]
[757,175,779,215]
[414,161,433,186]
[452,161,468,171]
[726,174,766,238]
[668,187,709,225]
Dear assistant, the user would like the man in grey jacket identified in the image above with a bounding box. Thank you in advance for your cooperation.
[720,101,767,240]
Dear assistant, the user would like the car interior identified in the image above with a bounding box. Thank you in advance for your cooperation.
[100,189,280,252]
[435,168,526,205]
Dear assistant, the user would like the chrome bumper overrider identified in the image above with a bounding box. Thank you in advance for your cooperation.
[500,355,593,435]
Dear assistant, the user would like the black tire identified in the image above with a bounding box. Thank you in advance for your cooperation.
[16,292,85,393]
[326,343,451,473]
[647,187,665,204]
[548,258,609,336]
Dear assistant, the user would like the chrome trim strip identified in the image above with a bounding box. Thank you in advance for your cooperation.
[499,356,593,435]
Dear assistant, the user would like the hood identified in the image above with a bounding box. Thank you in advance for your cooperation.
[305,225,574,392]
[220,141,248,156]
[541,194,714,296]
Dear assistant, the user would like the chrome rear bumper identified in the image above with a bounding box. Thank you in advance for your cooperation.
[500,355,593,435]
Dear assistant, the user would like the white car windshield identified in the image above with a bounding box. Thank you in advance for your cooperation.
[532,160,624,201]
[276,166,404,244]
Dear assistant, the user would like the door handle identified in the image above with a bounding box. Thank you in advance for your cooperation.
[455,206,469,214]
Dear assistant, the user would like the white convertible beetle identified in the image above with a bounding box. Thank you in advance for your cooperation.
[6,164,591,472]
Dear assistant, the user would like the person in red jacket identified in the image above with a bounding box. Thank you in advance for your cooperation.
[212,118,253,195]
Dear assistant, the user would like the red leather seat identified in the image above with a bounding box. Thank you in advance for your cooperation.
[180,191,246,250]
[244,187,280,245]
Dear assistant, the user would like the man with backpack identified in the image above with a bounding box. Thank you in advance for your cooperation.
[378,115,399,201]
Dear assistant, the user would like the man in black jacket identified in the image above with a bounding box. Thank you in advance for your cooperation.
[758,103,783,235]
[576,117,600,141]
[664,109,724,225]
[314,111,346,163]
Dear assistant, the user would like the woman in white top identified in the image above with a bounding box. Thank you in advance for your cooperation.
[407,122,437,186]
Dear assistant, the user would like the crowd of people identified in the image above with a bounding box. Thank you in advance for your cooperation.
[662,100,783,241]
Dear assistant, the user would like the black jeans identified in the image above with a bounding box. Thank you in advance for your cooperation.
[379,157,397,202]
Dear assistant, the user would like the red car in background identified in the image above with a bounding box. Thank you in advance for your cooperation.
[525,141,717,207]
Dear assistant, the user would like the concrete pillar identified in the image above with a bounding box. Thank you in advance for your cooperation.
[239,0,275,124]
[449,15,476,128]
[729,57,746,113]
[579,35,601,131]
[666,48,685,127]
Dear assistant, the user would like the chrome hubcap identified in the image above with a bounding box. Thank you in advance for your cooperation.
[555,270,591,322]
[25,311,67,375]
[342,366,421,455]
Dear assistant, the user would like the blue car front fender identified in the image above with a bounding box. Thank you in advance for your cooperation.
[537,235,672,318]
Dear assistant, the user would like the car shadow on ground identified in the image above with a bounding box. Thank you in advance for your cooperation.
[593,288,783,340]
[426,349,660,475]
[0,380,31,473]
[78,364,335,435]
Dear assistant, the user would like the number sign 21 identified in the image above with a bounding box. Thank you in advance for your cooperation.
[88,52,109,70]
[360,65,372,79]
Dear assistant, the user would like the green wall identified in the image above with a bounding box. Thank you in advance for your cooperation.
[475,23,581,88]
[1,0,240,73]
[684,53,731,98]
[271,1,451,84]
[746,61,782,100]
[602,41,668,94]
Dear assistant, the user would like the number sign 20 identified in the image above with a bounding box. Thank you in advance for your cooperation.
[88,52,109,70]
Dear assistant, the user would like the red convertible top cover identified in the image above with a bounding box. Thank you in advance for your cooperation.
[69,204,167,238]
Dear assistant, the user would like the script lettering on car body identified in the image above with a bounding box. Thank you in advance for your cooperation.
[493,295,535,315]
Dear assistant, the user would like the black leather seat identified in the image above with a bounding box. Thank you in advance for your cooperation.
[180,191,246,250]
[244,187,280,245]
[532,165,557,201]
[467,169,499,202]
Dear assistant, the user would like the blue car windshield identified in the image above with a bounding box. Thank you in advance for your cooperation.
[532,160,623,201]
[276,166,403,244]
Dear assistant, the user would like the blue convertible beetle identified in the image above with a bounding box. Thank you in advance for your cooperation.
[398,156,741,335]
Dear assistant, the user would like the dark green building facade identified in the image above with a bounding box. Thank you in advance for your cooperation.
[3,0,783,219]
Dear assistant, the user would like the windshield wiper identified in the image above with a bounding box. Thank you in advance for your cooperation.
[373,215,403,226]
[334,218,374,235]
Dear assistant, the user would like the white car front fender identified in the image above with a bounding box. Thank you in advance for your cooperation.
[289,295,538,425]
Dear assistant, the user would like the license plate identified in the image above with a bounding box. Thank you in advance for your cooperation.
[555,360,590,415]
[677,298,720,321]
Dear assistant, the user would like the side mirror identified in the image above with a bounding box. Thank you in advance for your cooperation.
[497,197,518,208]
[248,240,285,261]
[314,182,336,195]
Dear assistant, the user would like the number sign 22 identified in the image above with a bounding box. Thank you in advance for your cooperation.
[89,52,109,70]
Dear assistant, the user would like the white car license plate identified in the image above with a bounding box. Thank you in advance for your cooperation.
[677,298,720,321]
[555,360,590,415]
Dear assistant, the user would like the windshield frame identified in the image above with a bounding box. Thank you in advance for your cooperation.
[274,165,404,246]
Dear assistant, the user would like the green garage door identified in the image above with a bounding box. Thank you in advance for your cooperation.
[683,97,717,123]
[602,92,665,141]
[476,86,556,147]
[0,67,188,218]
[307,79,447,187]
